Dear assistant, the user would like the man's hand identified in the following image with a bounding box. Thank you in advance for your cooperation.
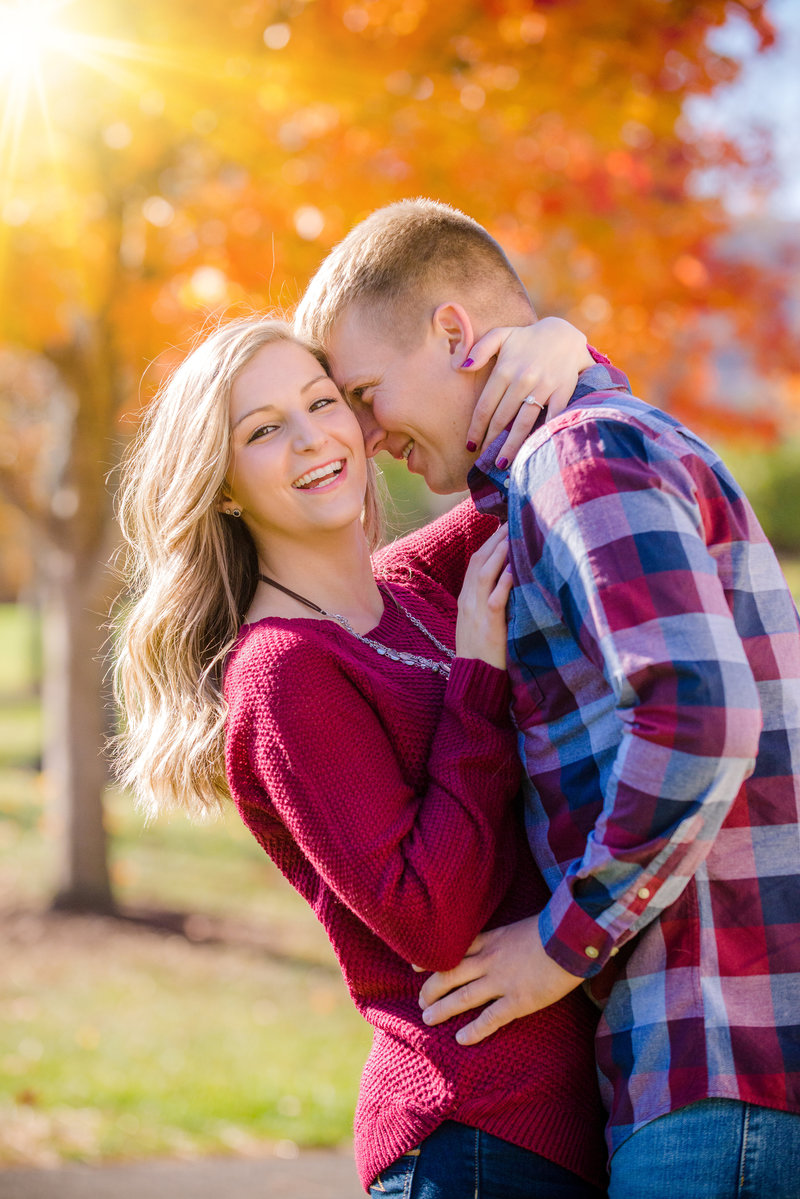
[417,915,583,1046]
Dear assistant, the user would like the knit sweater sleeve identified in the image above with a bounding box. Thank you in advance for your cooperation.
[225,630,521,971]
[374,498,499,598]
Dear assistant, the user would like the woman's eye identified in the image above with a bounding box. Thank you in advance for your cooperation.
[247,423,278,443]
[310,396,338,412]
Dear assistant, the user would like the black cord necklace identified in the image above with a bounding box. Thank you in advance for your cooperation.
[258,573,454,676]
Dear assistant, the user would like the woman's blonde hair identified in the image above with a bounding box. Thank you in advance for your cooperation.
[113,316,382,818]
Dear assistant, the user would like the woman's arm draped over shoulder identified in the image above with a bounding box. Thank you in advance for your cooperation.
[225,632,520,971]
[374,498,499,599]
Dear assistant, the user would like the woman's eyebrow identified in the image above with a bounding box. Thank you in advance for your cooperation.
[233,374,331,428]
[233,403,276,429]
[301,373,331,393]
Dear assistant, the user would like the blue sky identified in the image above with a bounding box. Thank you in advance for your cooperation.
[688,0,800,218]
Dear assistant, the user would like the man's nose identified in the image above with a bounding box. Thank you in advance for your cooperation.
[352,401,388,459]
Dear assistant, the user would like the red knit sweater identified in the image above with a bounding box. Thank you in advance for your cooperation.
[223,500,607,1191]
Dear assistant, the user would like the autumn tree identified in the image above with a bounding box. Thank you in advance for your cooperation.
[0,0,791,911]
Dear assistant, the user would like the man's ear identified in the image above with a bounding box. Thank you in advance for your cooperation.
[431,303,475,369]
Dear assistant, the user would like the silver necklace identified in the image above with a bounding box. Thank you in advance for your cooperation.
[257,574,454,676]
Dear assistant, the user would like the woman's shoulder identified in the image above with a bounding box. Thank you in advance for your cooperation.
[373,499,499,596]
[379,570,458,624]
[224,617,344,700]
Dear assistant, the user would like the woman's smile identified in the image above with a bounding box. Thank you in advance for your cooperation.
[292,457,347,490]
[225,339,368,546]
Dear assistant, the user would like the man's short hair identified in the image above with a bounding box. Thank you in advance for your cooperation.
[295,197,532,346]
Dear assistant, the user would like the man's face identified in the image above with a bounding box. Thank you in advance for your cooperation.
[326,306,477,495]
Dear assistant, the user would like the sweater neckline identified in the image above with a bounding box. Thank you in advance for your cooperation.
[240,578,401,640]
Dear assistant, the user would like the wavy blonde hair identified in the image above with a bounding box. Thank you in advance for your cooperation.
[114,317,382,818]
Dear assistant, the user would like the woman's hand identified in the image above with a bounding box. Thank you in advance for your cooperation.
[455,524,512,670]
[462,317,594,468]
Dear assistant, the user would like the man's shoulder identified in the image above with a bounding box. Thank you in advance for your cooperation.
[568,362,683,437]
[520,387,703,473]
[564,388,679,433]
[511,392,671,478]
[508,389,727,523]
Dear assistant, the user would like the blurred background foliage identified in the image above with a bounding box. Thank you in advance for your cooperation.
[724,440,800,552]
[1,0,799,1169]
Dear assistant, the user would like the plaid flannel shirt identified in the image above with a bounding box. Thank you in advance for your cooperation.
[470,362,800,1155]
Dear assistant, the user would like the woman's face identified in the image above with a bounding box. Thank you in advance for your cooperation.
[225,339,369,550]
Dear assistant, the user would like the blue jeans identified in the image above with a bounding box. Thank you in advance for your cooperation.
[608,1099,800,1199]
[369,1120,607,1198]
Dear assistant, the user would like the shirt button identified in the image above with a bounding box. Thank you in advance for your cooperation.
[610,947,619,957]
[503,478,509,489]
[584,946,600,959]
[637,887,650,900]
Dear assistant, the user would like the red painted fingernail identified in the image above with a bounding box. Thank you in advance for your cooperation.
[496,456,509,470]
[460,357,474,369]
[466,440,477,453]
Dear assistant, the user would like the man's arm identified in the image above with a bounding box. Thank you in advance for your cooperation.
[420,412,763,1041]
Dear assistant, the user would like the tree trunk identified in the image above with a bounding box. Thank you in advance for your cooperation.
[41,541,116,914]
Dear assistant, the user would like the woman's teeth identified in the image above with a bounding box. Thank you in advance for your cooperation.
[292,461,344,489]
[402,441,414,461]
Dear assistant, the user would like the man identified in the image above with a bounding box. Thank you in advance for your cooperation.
[295,199,800,1197]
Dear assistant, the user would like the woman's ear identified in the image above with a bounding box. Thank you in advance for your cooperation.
[431,303,475,369]
[217,494,242,518]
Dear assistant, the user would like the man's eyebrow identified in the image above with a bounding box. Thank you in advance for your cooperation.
[344,377,380,397]
[233,374,331,428]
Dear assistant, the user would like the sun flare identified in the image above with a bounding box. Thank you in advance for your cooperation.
[0,0,173,196]
[0,0,77,185]
[0,0,72,80]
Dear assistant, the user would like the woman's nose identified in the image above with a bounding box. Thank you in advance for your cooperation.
[291,414,324,451]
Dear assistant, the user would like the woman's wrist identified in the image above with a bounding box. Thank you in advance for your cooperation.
[446,656,511,719]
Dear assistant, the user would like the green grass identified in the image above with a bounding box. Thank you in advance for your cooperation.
[0,606,370,1166]
[0,602,39,699]
[0,909,370,1165]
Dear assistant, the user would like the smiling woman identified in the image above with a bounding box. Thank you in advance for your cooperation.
[221,338,369,571]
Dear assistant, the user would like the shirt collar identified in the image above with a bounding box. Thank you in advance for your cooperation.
[467,362,631,517]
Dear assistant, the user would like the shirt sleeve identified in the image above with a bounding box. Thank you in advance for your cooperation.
[226,638,521,971]
[585,344,611,365]
[511,414,763,977]
[373,498,499,598]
